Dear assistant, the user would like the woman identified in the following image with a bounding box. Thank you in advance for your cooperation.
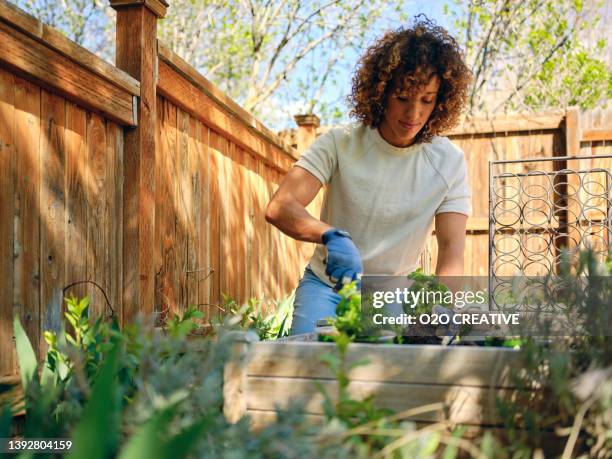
[265,16,473,335]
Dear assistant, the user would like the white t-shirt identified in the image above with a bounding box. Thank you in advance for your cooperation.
[294,122,472,288]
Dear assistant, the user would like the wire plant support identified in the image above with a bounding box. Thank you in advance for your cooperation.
[488,154,612,311]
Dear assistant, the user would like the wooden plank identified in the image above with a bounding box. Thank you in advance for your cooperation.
[157,42,296,157]
[0,68,15,376]
[156,99,178,318]
[222,141,238,303]
[208,129,221,319]
[110,0,168,19]
[115,4,157,323]
[269,170,281,300]
[176,108,190,313]
[565,107,581,156]
[582,129,612,142]
[154,97,164,325]
[215,133,232,305]
[246,342,522,388]
[432,111,563,136]
[223,339,249,423]
[157,60,295,173]
[0,22,135,126]
[13,77,41,361]
[64,102,88,306]
[0,376,24,416]
[262,164,278,300]
[0,0,140,96]
[196,123,211,319]
[246,376,509,425]
[39,90,65,352]
[187,115,200,312]
[233,145,246,304]
[86,112,108,320]
[106,122,123,322]
[245,152,258,298]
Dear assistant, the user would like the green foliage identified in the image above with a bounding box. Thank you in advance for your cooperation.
[496,248,612,457]
[166,305,205,339]
[6,249,611,457]
[405,268,451,315]
[330,282,364,340]
[219,291,294,340]
[9,296,234,457]
[446,0,611,114]
[317,333,392,432]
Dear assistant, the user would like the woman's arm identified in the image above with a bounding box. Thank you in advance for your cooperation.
[265,166,333,243]
[434,212,467,277]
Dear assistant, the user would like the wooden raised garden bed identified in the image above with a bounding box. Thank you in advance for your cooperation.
[223,333,523,432]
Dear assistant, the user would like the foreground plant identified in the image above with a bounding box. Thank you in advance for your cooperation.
[217,291,294,341]
[497,248,612,458]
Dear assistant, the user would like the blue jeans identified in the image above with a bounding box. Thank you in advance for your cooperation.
[289,265,341,335]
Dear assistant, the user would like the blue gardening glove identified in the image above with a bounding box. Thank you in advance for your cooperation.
[322,228,363,291]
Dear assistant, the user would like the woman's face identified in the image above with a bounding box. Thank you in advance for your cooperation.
[378,73,441,147]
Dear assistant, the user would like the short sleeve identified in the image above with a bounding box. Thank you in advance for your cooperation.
[293,129,338,185]
[435,155,472,217]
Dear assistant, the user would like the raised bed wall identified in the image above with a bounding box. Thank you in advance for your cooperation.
[224,339,523,432]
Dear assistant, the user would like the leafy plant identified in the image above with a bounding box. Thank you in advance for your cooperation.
[496,248,612,457]
[405,268,451,315]
[218,291,294,341]
[166,305,205,338]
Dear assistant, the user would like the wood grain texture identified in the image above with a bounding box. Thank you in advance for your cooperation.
[186,115,200,312]
[218,136,234,303]
[13,77,41,361]
[110,0,169,18]
[157,42,295,157]
[246,376,508,425]
[64,102,88,305]
[116,5,157,322]
[106,121,123,322]
[155,99,178,318]
[208,129,221,319]
[246,341,522,387]
[0,68,15,375]
[39,89,65,352]
[86,112,108,320]
[196,124,212,319]
[565,107,581,156]
[176,108,190,313]
[0,0,139,96]
[0,22,135,126]
[157,60,295,174]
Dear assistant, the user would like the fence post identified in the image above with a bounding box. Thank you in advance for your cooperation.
[293,114,320,154]
[109,0,168,323]
[565,106,581,156]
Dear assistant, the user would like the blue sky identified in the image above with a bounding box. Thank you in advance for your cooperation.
[268,0,460,130]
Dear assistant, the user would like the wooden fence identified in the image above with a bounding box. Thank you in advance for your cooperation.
[0,0,313,376]
[281,108,612,276]
[1,0,611,379]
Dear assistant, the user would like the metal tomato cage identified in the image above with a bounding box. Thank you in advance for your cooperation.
[488,154,612,311]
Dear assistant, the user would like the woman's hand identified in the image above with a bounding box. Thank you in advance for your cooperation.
[322,229,363,291]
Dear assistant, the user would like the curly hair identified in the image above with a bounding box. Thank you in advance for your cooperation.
[346,15,472,144]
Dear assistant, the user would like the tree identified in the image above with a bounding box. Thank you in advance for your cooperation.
[12,0,115,63]
[155,0,410,126]
[444,0,612,116]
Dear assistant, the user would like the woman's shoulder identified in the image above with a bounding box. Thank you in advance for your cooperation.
[424,136,465,159]
[319,122,370,152]
[421,136,468,186]
[322,121,365,140]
